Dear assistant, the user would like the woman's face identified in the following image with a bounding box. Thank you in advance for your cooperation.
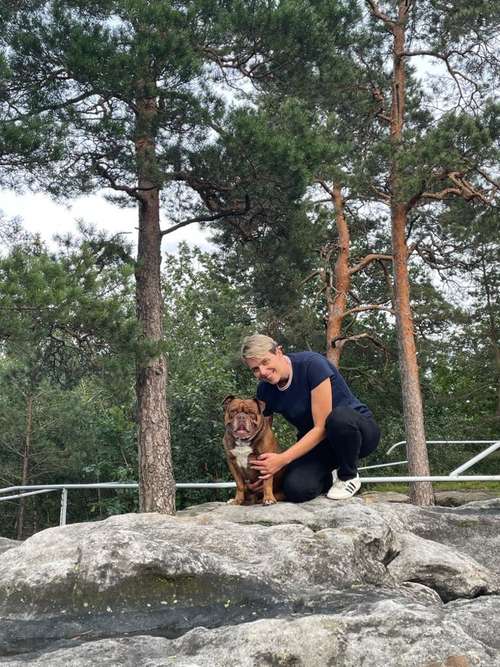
[245,348,289,384]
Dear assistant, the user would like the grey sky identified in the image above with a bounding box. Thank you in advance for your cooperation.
[0,188,214,253]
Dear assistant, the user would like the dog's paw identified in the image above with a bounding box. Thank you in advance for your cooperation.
[227,497,244,505]
[262,498,277,506]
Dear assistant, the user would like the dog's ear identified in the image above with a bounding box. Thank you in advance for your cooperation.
[222,395,235,411]
[253,398,266,414]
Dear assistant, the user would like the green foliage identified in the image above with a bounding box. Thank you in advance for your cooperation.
[421,0,500,51]
[0,227,138,536]
[0,223,498,535]
[0,227,136,384]
[398,105,499,203]
[163,244,253,486]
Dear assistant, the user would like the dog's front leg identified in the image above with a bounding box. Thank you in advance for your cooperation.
[226,457,246,505]
[262,476,277,505]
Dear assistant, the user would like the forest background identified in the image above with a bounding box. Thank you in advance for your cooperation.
[0,1,498,539]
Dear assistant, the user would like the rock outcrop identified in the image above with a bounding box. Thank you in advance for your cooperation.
[0,495,499,666]
[0,538,20,557]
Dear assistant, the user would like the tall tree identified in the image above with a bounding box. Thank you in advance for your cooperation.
[1,1,259,512]
[3,1,497,512]
[364,0,499,504]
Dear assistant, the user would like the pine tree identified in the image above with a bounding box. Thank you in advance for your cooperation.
[364,0,499,504]
[0,1,258,512]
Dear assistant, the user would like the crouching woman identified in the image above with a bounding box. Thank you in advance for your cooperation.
[241,334,380,501]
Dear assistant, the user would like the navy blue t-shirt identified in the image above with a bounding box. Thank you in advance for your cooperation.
[256,351,372,437]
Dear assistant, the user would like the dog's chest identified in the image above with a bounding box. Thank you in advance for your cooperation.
[230,440,253,470]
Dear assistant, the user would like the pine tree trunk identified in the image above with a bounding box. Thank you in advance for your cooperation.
[481,254,500,419]
[326,186,350,368]
[17,393,33,540]
[390,4,434,506]
[391,203,434,504]
[134,89,175,514]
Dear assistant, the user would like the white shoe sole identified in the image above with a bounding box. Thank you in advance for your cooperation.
[327,477,361,500]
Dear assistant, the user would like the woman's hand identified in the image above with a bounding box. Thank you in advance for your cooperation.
[246,479,263,492]
[251,452,286,480]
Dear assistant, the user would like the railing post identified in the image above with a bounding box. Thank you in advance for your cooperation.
[60,488,68,526]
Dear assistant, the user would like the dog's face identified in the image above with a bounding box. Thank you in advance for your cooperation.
[223,396,265,441]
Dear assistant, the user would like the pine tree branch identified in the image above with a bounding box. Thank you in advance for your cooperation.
[345,304,395,316]
[365,0,394,25]
[473,167,500,192]
[332,332,389,355]
[407,171,494,210]
[370,185,391,203]
[301,269,322,285]
[349,253,393,275]
[94,164,146,202]
[405,183,427,212]
[371,86,391,124]
[6,91,94,121]
[378,258,395,306]
[316,179,335,198]
[160,195,250,237]
[310,198,334,205]
[201,47,270,80]
[419,187,463,201]
[401,49,481,104]
[420,172,491,205]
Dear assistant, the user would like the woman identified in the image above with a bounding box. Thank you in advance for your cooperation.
[241,334,380,501]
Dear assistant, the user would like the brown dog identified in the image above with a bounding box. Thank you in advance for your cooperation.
[222,395,283,505]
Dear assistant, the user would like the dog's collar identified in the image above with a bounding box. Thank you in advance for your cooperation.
[233,438,253,447]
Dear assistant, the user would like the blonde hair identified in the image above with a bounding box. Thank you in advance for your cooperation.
[240,334,279,360]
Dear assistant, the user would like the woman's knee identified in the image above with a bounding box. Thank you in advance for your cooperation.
[325,406,358,435]
[359,421,381,458]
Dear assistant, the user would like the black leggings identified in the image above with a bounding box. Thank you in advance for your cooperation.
[281,406,380,503]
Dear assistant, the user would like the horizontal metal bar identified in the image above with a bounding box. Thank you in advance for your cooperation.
[386,440,499,456]
[0,483,139,494]
[0,482,241,495]
[359,476,500,482]
[176,482,236,489]
[359,460,408,471]
[0,488,60,501]
[2,476,499,498]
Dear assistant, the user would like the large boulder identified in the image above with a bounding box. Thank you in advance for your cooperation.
[2,598,500,666]
[387,532,496,602]
[362,499,500,574]
[0,495,499,665]
[434,490,500,507]
[0,538,20,557]
[180,496,500,576]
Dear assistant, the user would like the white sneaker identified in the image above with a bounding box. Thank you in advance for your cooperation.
[327,472,361,500]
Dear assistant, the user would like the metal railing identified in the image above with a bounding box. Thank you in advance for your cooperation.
[1,440,498,526]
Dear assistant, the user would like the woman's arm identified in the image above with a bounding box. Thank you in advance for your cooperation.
[252,378,333,478]
[282,378,332,463]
